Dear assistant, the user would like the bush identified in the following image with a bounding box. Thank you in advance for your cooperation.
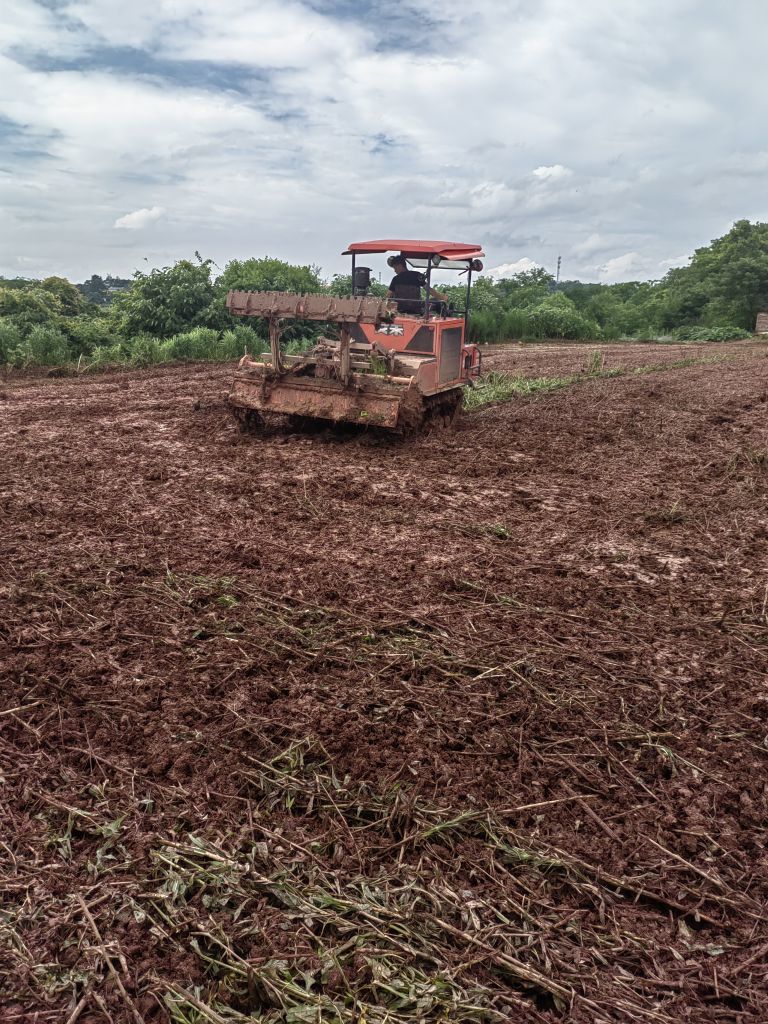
[13,324,71,367]
[160,327,221,361]
[671,325,751,342]
[0,321,22,363]
[526,300,601,340]
[284,337,315,355]
[501,308,529,340]
[466,297,601,343]
[129,335,163,367]
[218,257,323,294]
[88,343,130,369]
[467,309,501,344]
[62,316,114,357]
[82,327,257,370]
[0,285,60,320]
[40,276,88,315]
[112,260,218,338]
[219,325,264,358]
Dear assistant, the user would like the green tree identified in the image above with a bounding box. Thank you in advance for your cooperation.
[217,257,323,294]
[560,280,665,337]
[13,324,71,367]
[0,321,22,363]
[0,277,33,291]
[0,286,62,332]
[526,293,601,339]
[212,257,327,343]
[468,276,504,313]
[495,267,555,307]
[111,260,217,338]
[660,220,768,330]
[40,276,88,316]
[327,273,387,298]
[61,316,114,357]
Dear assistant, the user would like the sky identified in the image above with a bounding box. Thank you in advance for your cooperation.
[1,0,767,285]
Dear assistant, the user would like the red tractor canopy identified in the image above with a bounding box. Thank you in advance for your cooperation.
[343,239,485,262]
[343,239,484,321]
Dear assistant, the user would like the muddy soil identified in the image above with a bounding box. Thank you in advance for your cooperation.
[1,340,768,1022]
[483,337,768,377]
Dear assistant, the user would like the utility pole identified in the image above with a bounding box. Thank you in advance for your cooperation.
[556,255,562,285]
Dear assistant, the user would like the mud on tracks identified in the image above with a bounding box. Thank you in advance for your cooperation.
[2,349,768,1022]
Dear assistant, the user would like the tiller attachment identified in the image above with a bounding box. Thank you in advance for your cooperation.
[226,290,427,431]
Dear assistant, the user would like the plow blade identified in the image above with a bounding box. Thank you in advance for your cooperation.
[229,371,418,430]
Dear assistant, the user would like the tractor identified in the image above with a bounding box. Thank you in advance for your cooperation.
[226,238,484,433]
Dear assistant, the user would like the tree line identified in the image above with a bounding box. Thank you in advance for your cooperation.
[453,218,767,343]
[1,220,765,369]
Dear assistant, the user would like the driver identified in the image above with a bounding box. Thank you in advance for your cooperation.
[387,256,448,315]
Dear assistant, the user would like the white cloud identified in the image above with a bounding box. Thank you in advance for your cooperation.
[59,0,181,49]
[573,233,605,257]
[658,254,689,272]
[165,1,371,69]
[0,2,82,55]
[62,0,372,64]
[2,0,768,281]
[114,206,166,230]
[597,250,691,282]
[598,252,647,282]
[487,258,542,278]
[532,164,573,181]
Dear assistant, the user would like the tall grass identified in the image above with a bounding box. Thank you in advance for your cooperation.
[671,325,751,342]
[9,324,71,367]
[463,370,573,410]
[468,306,601,344]
[73,326,265,371]
[0,321,24,363]
[1,321,266,371]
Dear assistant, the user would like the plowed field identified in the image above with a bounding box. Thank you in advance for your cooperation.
[2,340,768,1023]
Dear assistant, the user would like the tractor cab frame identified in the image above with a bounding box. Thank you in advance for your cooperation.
[345,238,484,321]
[341,239,484,390]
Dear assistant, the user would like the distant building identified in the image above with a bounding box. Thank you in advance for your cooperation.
[757,311,768,334]
[77,274,132,305]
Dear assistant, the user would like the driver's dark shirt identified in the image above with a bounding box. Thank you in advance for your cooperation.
[389,270,426,313]
[389,270,426,295]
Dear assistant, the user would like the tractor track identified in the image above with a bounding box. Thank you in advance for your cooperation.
[1,340,768,1022]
